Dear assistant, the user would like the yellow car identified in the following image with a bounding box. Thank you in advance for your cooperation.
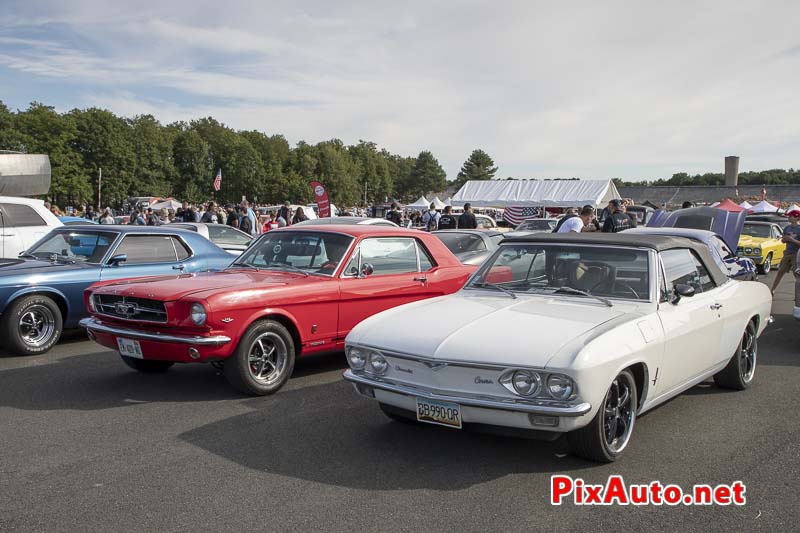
[737,221,786,274]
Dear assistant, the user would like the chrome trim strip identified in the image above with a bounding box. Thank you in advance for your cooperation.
[79,317,231,346]
[343,370,591,417]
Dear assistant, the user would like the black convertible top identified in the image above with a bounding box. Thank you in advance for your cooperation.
[501,232,730,287]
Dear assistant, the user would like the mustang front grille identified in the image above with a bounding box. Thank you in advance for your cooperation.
[95,295,168,323]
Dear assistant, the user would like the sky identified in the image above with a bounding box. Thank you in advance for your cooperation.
[1,0,799,182]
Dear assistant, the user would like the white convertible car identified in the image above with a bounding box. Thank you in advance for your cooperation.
[343,233,772,462]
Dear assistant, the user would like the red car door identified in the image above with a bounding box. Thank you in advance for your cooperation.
[337,236,440,337]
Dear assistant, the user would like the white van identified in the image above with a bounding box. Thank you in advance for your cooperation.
[0,196,62,258]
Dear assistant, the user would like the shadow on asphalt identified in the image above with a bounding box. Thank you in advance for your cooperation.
[178,378,587,491]
[0,349,349,410]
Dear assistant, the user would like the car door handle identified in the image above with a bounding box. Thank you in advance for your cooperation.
[1,233,14,237]
[173,264,185,271]
[710,303,723,310]
[413,276,427,283]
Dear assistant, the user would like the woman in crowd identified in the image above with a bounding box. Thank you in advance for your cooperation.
[292,206,308,225]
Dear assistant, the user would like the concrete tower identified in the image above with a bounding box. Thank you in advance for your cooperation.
[724,156,739,186]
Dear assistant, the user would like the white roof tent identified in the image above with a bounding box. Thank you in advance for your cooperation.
[451,179,621,208]
[0,153,51,196]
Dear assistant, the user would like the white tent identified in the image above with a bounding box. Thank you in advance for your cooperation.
[150,199,182,211]
[407,196,429,209]
[749,200,778,213]
[738,200,752,209]
[450,179,620,208]
[431,196,446,209]
[709,201,720,208]
[443,196,453,206]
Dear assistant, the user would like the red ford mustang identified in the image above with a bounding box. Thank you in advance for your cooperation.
[80,226,476,395]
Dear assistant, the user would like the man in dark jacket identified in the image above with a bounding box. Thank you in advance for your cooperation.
[601,199,632,233]
[386,203,403,226]
[438,205,458,229]
[458,203,478,229]
[177,202,196,223]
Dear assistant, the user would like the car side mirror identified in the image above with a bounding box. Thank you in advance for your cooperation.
[671,283,695,304]
[108,253,127,266]
[359,263,374,278]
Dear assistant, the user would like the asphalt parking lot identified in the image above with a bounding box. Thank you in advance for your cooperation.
[1,273,798,532]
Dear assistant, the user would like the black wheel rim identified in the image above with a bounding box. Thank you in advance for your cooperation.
[740,325,757,383]
[603,374,635,453]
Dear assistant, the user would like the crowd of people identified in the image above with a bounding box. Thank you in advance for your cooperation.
[385,202,480,231]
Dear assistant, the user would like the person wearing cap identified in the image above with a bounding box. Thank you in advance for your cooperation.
[601,199,632,233]
[771,209,800,293]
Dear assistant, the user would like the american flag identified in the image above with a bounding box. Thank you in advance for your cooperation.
[213,169,222,192]
[503,206,540,226]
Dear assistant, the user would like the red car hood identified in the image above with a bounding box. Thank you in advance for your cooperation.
[91,269,315,302]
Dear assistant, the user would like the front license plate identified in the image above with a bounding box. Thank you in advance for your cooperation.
[117,337,143,359]
[416,398,462,429]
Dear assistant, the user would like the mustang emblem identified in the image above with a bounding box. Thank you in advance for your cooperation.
[114,303,137,317]
[221,318,234,323]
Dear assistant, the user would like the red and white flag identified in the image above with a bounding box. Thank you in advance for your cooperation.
[213,169,222,192]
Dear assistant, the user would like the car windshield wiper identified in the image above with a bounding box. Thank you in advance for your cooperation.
[553,286,613,307]
[263,261,310,277]
[18,252,37,260]
[471,281,517,299]
[226,262,261,271]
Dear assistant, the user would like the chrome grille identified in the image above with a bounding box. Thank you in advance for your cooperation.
[95,295,167,323]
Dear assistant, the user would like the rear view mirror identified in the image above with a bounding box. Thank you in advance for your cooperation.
[671,283,695,304]
[108,254,127,266]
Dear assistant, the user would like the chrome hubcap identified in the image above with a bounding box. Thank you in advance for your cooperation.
[603,375,635,453]
[19,305,56,347]
[740,326,757,383]
[247,332,287,385]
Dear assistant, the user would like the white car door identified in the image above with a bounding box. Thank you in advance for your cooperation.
[0,203,35,258]
[655,248,723,397]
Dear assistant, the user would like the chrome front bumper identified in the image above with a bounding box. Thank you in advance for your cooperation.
[343,370,591,417]
[79,317,232,346]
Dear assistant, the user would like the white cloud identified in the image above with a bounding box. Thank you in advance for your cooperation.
[2,0,800,180]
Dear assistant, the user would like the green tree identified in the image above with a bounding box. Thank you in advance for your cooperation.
[408,151,447,199]
[69,107,135,208]
[348,140,392,205]
[170,126,212,203]
[453,149,498,190]
[129,114,175,197]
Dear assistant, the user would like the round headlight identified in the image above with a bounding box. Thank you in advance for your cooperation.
[512,370,541,396]
[546,374,575,400]
[348,347,366,370]
[368,352,388,375]
[745,247,752,254]
[88,293,96,313]
[190,303,206,326]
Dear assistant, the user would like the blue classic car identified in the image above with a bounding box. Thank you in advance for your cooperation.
[1,225,234,355]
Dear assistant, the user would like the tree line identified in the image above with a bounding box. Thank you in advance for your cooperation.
[613,168,800,187]
[0,101,501,208]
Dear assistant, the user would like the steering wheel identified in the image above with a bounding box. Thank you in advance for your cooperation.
[318,260,338,273]
[589,280,640,299]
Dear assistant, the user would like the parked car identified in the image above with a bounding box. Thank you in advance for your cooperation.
[343,232,772,462]
[475,214,498,230]
[628,227,757,281]
[746,213,790,230]
[0,196,62,258]
[293,216,398,227]
[80,226,476,395]
[168,222,253,256]
[504,218,557,238]
[737,221,785,274]
[0,225,233,355]
[59,216,98,226]
[431,230,503,265]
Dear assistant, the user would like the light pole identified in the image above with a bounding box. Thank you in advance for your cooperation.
[97,167,102,212]
[363,181,368,206]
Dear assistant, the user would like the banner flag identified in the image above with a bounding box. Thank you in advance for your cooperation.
[310,181,331,217]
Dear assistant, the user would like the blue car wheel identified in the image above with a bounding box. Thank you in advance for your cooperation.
[3,295,63,355]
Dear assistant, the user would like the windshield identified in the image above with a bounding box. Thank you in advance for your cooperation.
[233,231,353,276]
[434,232,486,254]
[516,219,555,231]
[27,230,117,263]
[467,243,651,301]
[741,224,772,238]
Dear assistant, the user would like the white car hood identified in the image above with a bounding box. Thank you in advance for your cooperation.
[348,292,641,368]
